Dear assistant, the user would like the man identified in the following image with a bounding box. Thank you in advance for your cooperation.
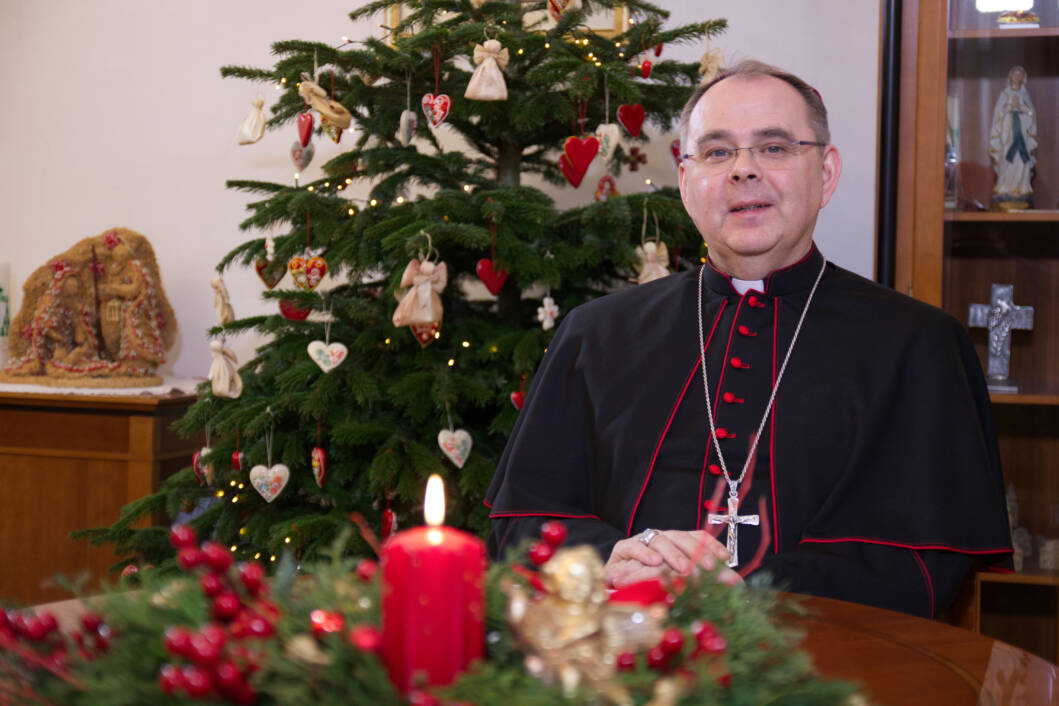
[485,61,1012,618]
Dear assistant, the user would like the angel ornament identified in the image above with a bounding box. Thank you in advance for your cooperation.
[393,235,448,344]
[465,38,509,101]
[210,276,235,325]
[634,204,670,285]
[209,340,243,399]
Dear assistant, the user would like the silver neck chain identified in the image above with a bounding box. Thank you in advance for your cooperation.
[696,257,827,499]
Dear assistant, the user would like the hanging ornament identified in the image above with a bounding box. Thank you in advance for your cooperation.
[437,429,472,468]
[537,295,560,330]
[311,446,326,488]
[510,375,526,411]
[595,124,620,161]
[232,427,244,471]
[634,202,670,285]
[210,276,235,326]
[297,112,314,148]
[476,218,508,295]
[209,340,243,398]
[422,47,451,128]
[547,0,580,21]
[396,109,417,146]
[298,70,352,132]
[393,231,447,345]
[192,446,211,487]
[255,259,284,289]
[617,104,645,137]
[640,60,652,79]
[308,305,346,372]
[594,175,619,202]
[670,138,683,166]
[563,135,600,177]
[279,299,311,321]
[655,43,664,57]
[381,507,397,540]
[288,256,328,291]
[698,42,724,85]
[290,141,314,170]
[236,96,266,145]
[465,36,509,102]
[410,322,440,347]
[265,234,276,262]
[624,146,647,172]
[250,417,289,503]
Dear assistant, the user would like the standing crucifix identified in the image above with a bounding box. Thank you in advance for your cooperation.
[968,284,1034,387]
[707,488,759,568]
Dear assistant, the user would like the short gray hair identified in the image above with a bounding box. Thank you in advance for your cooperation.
[679,60,830,155]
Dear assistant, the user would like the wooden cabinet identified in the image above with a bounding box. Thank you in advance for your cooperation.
[897,0,1059,662]
[0,390,196,605]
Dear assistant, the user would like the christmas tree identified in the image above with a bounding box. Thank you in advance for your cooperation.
[81,0,725,571]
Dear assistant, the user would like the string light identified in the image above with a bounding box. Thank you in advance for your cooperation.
[239,527,247,536]
[594,61,602,66]
[294,172,301,181]
[307,186,315,192]
[230,545,238,552]
[370,199,378,207]
[231,495,239,503]
[345,178,352,184]
[463,184,472,192]
[238,483,244,489]
[281,77,287,84]
[490,345,499,353]
[645,178,653,186]
[544,42,550,49]
[230,480,236,487]
[216,490,225,498]
[517,48,524,55]
[324,181,330,187]
[447,358,455,367]
[254,552,261,560]
[434,331,441,339]
[270,555,277,562]
[384,337,391,345]
[395,196,405,204]
[461,340,470,348]
[285,537,291,544]
[348,207,356,216]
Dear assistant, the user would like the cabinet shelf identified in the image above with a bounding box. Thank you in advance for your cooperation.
[945,210,1059,222]
[950,27,1059,39]
[990,392,1059,406]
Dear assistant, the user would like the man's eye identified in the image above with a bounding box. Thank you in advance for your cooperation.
[704,148,732,161]
[759,142,790,156]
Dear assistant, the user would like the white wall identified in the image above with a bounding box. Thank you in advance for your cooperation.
[0,1,880,380]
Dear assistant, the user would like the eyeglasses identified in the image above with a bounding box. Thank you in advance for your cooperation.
[681,139,827,171]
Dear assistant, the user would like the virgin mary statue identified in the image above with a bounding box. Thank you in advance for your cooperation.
[989,65,1037,210]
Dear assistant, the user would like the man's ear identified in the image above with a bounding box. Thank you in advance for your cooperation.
[819,145,842,209]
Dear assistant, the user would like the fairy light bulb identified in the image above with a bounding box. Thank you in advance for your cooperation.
[461,340,470,348]
[216,490,225,498]
[370,199,378,207]
[448,358,455,367]
[463,184,472,192]
[395,195,405,204]
[345,177,352,184]
[285,537,291,544]
[307,186,314,192]
[230,480,236,487]
[232,496,239,503]
[348,207,355,216]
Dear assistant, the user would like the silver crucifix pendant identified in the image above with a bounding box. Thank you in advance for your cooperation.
[707,494,760,567]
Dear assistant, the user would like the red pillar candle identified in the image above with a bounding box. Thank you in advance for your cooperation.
[381,475,485,692]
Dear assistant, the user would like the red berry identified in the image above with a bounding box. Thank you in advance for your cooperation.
[23,617,47,641]
[0,611,9,632]
[81,613,103,633]
[158,664,184,694]
[659,627,685,656]
[717,672,732,688]
[646,644,669,671]
[181,664,213,698]
[121,564,139,578]
[245,614,274,639]
[201,574,225,598]
[177,547,203,571]
[201,542,234,574]
[355,559,377,582]
[188,630,224,666]
[238,562,266,595]
[616,651,637,671]
[310,609,344,636]
[694,622,727,655]
[163,626,193,657]
[36,612,58,636]
[539,521,567,547]
[527,541,554,566]
[213,593,242,622]
[408,690,440,706]
[349,625,381,653]
[227,684,257,706]
[214,660,244,691]
[170,525,197,549]
[200,624,227,647]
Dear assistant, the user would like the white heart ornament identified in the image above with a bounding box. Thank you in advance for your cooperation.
[596,123,621,161]
[249,464,290,503]
[437,429,472,469]
[307,340,347,372]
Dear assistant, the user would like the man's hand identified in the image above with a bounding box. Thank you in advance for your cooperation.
[604,529,742,588]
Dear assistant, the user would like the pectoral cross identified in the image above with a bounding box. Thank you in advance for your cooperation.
[968,284,1033,385]
[707,493,759,568]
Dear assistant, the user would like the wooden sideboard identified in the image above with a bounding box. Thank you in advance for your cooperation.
[0,390,197,605]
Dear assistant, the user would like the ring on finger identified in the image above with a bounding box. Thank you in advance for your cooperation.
[639,528,659,547]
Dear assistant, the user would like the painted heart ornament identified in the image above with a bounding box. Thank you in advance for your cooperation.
[255,258,284,289]
[288,255,327,291]
[438,429,473,469]
[297,111,314,147]
[421,93,452,128]
[476,258,509,296]
[249,464,290,503]
[617,104,646,137]
[192,447,211,487]
[410,322,440,347]
[311,447,326,487]
[231,451,244,471]
[307,340,347,372]
[595,123,620,161]
[290,140,314,170]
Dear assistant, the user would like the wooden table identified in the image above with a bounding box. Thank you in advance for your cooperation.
[0,389,197,605]
[800,595,1059,705]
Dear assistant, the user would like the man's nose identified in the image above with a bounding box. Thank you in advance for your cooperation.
[728,148,760,182]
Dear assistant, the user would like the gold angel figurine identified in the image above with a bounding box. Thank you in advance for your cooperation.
[634,241,670,285]
[392,258,447,327]
[465,39,509,101]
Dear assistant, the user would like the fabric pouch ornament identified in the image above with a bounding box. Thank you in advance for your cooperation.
[595,123,620,161]
[209,341,243,398]
[237,97,266,145]
[465,39,509,101]
[396,109,417,146]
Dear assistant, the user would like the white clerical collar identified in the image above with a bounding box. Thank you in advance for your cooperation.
[731,277,764,295]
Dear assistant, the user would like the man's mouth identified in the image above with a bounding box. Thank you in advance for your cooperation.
[730,202,770,213]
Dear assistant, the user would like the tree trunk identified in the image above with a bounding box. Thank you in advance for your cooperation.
[496,140,522,187]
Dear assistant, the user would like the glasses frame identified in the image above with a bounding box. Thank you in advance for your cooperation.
[681,139,828,169]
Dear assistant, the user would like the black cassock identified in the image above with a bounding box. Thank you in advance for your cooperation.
[486,246,1012,618]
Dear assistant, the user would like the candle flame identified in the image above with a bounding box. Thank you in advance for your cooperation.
[424,474,445,527]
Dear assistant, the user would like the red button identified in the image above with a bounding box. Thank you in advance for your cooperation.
[738,325,756,336]
[723,392,737,403]
[716,427,729,439]
[730,357,746,369]
[708,464,721,475]
[747,296,759,307]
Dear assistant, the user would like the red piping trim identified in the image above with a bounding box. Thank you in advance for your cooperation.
[705,257,736,290]
[630,300,727,537]
[489,511,601,520]
[911,550,935,618]
[763,244,816,292]
[483,500,493,508]
[770,298,780,550]
[799,536,1014,555]
[712,298,744,414]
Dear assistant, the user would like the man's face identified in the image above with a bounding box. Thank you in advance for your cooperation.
[678,75,841,279]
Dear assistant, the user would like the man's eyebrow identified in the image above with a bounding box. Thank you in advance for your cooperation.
[694,126,797,148]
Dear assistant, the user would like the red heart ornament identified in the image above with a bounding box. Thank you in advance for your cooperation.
[617,104,646,137]
[510,391,525,410]
[641,61,652,79]
[559,154,587,188]
[279,299,311,321]
[311,446,326,488]
[563,135,600,174]
[288,255,328,291]
[255,259,284,289]
[655,43,663,57]
[421,93,452,128]
[671,138,683,165]
[476,258,509,296]
[297,112,314,147]
[381,508,397,540]
[231,451,244,471]
[410,322,440,347]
